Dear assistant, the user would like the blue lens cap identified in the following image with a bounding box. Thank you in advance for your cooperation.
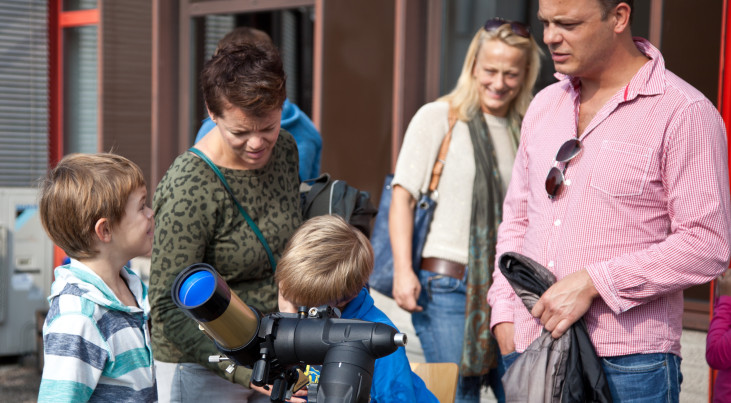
[178,270,216,307]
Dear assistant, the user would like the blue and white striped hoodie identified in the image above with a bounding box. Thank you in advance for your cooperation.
[38,259,157,402]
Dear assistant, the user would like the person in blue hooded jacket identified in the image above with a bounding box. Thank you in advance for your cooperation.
[194,27,322,181]
[276,215,438,403]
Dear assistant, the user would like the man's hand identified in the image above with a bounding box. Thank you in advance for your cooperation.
[392,269,423,313]
[531,269,598,338]
[493,322,515,355]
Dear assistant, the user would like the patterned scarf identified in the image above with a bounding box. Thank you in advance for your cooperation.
[460,113,507,380]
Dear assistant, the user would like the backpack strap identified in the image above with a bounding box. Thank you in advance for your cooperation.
[301,173,332,216]
[188,147,276,272]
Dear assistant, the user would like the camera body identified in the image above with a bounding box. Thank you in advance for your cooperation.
[172,263,406,403]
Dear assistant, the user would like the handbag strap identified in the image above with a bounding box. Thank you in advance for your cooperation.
[188,147,276,272]
[427,109,458,193]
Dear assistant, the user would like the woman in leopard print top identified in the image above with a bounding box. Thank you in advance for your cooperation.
[149,41,302,402]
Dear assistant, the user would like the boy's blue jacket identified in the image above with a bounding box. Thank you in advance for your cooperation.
[340,287,438,403]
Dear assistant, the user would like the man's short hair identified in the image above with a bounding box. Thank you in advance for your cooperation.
[276,215,374,308]
[200,41,286,119]
[598,0,633,20]
[39,153,145,260]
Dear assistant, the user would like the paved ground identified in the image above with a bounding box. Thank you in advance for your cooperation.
[0,355,40,402]
[0,289,712,402]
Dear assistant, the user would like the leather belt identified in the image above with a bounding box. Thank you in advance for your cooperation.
[420,257,465,280]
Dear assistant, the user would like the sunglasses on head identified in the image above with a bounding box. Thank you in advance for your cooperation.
[545,138,582,199]
[483,17,531,38]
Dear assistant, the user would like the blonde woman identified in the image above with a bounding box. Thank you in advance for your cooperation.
[389,19,542,403]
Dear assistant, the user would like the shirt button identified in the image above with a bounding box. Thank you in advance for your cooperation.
[565,179,572,186]
[554,219,561,226]
[548,261,555,267]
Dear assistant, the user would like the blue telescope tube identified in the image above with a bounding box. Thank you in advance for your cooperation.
[171,263,261,352]
[178,270,216,308]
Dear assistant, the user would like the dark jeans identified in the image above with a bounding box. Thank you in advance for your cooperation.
[601,353,682,403]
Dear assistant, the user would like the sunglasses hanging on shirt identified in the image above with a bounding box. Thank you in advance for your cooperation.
[545,138,582,199]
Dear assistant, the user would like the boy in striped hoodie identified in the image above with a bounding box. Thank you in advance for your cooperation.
[37,153,156,402]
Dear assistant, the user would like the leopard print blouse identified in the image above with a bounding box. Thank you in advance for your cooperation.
[149,130,301,371]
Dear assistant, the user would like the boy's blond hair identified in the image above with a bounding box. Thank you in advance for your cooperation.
[39,153,145,260]
[276,215,373,308]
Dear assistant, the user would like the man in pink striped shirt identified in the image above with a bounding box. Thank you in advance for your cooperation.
[488,0,731,401]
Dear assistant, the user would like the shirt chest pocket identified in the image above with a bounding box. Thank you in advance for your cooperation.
[589,140,653,197]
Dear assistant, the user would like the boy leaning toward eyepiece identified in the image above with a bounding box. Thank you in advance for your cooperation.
[37,153,157,402]
[276,215,438,403]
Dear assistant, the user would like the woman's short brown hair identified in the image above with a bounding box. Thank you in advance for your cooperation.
[200,41,286,119]
[39,153,146,260]
[276,215,374,308]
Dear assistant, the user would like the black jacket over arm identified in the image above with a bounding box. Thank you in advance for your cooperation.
[498,252,613,403]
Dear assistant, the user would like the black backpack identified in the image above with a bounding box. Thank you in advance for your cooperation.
[300,173,378,237]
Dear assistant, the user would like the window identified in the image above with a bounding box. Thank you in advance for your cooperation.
[62,24,98,154]
[50,0,100,164]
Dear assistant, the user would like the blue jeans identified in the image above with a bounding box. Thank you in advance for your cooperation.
[411,269,505,403]
[502,351,681,402]
[601,353,682,402]
[501,351,521,372]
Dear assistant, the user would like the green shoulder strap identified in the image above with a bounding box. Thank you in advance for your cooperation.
[188,147,276,272]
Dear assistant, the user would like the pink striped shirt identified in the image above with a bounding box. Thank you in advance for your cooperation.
[488,39,731,358]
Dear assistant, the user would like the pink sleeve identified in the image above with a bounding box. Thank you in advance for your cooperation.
[488,130,530,329]
[588,101,731,314]
[707,296,731,370]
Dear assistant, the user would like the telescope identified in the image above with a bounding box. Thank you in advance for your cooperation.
[172,263,407,403]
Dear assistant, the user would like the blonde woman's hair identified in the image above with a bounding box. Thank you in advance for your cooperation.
[276,215,373,308]
[39,153,146,260]
[439,23,543,140]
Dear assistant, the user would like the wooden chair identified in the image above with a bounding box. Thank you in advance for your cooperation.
[410,362,459,403]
